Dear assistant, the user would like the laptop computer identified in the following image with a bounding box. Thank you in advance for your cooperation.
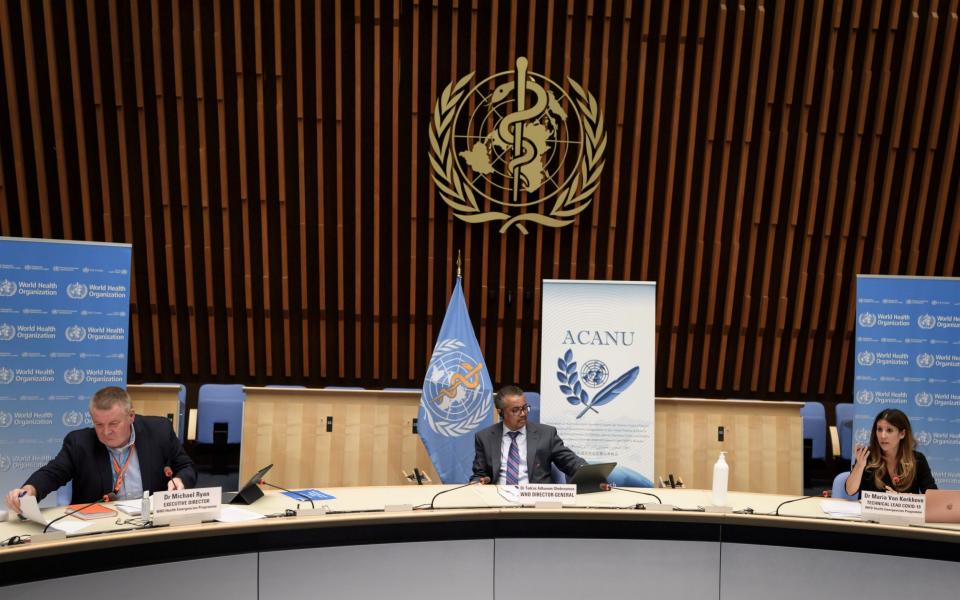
[222,464,273,505]
[924,489,960,524]
[569,462,617,493]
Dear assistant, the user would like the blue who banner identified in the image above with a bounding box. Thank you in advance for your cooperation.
[0,237,131,504]
[418,277,493,483]
[854,275,960,490]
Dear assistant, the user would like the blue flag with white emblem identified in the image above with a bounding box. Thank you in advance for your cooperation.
[418,278,492,483]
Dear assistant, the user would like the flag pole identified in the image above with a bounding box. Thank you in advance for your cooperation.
[456,249,462,280]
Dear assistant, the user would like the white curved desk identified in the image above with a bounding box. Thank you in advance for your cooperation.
[2,486,958,598]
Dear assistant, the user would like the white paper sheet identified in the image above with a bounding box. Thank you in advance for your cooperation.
[215,505,265,523]
[820,499,862,517]
[18,495,48,525]
[115,499,148,516]
[48,519,92,534]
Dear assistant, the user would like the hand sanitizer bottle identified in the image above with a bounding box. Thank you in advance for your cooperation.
[142,491,151,520]
[711,451,729,506]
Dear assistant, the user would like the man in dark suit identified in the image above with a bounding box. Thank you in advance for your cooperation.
[5,386,196,513]
[471,385,585,484]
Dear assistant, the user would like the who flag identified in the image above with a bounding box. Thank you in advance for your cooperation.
[418,279,493,483]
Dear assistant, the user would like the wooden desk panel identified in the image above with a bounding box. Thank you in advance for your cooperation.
[240,387,440,487]
[126,384,181,435]
[655,397,803,495]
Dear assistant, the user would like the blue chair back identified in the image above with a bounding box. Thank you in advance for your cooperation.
[56,481,72,506]
[801,401,827,460]
[525,391,541,424]
[143,382,187,442]
[836,403,855,461]
[832,471,858,500]
[607,465,655,488]
[197,384,245,444]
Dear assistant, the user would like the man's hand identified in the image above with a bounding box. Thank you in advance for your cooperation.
[471,477,491,485]
[5,484,37,514]
[167,477,185,491]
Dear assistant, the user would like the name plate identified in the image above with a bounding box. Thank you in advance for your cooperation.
[861,490,925,525]
[498,484,577,506]
[152,486,222,525]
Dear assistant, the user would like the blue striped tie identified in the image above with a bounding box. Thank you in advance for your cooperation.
[506,431,521,485]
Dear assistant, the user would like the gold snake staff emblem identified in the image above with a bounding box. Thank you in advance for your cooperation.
[493,58,550,204]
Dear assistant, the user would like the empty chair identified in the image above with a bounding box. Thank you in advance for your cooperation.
[525,391,541,425]
[197,384,245,444]
[607,465,655,488]
[832,471,858,501]
[835,403,855,462]
[801,401,827,460]
[143,382,187,442]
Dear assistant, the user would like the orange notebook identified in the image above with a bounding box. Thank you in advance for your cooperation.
[66,503,117,520]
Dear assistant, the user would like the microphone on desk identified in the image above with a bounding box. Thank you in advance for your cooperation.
[607,485,664,505]
[422,479,484,510]
[773,495,817,516]
[42,491,118,534]
[259,479,316,510]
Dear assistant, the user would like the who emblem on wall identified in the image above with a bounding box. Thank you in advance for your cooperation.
[429,57,606,234]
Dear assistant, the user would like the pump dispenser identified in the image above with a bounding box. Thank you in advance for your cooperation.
[711,451,729,506]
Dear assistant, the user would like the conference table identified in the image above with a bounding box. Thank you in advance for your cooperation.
[1,485,958,599]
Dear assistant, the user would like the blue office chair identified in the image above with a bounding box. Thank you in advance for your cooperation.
[143,382,187,442]
[524,391,541,425]
[197,384,245,444]
[56,481,73,506]
[801,401,827,460]
[607,465,655,488]
[832,471,858,500]
[835,403,855,462]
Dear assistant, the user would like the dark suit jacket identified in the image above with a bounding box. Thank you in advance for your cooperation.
[856,451,938,496]
[471,421,586,484]
[25,415,197,503]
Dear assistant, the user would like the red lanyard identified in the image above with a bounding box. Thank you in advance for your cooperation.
[111,445,135,494]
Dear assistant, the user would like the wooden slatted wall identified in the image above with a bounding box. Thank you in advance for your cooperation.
[1,0,959,404]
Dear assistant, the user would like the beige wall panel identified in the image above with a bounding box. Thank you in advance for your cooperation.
[240,388,439,488]
[127,384,181,436]
[241,389,799,493]
[655,397,803,495]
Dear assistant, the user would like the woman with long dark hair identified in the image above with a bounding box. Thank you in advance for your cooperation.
[844,408,937,497]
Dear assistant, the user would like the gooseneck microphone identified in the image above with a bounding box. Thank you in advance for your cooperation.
[609,485,663,504]
[42,491,118,534]
[774,495,817,516]
[422,480,481,510]
[259,480,316,510]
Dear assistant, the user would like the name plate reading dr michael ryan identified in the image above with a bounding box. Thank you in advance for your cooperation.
[152,487,222,525]
[861,490,925,525]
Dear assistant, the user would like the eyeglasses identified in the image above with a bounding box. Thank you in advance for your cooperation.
[506,405,530,415]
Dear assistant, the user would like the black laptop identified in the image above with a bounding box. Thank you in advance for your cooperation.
[569,462,617,493]
[222,464,273,505]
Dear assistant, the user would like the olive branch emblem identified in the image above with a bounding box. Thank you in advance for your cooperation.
[556,349,640,419]
[428,68,606,234]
